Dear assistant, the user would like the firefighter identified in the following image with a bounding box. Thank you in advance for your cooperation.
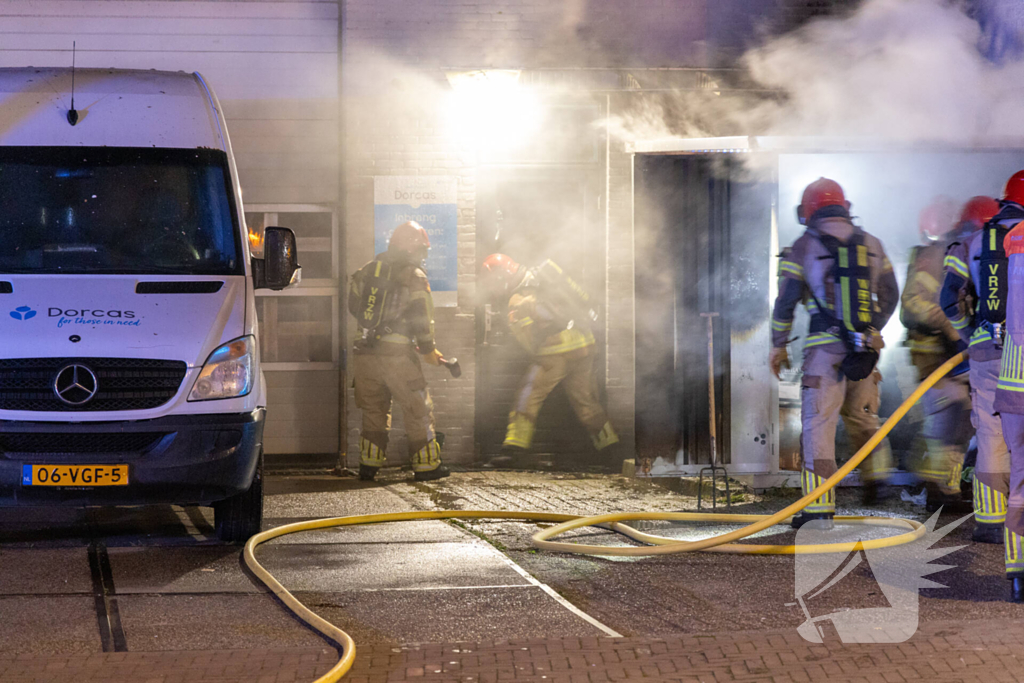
[902,198,981,511]
[990,171,1024,601]
[996,222,1024,602]
[770,178,899,528]
[941,195,1008,543]
[479,254,619,466]
[348,221,450,482]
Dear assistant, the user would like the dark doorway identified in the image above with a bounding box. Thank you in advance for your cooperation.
[475,169,604,463]
[633,155,760,466]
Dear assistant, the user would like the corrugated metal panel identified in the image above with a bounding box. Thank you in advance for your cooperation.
[0,0,339,205]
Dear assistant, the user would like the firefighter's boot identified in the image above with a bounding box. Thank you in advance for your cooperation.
[486,446,527,468]
[925,483,964,512]
[595,442,625,471]
[795,469,835,530]
[358,433,388,482]
[791,512,834,530]
[415,465,451,482]
[973,522,1004,544]
[411,438,448,481]
[973,478,1008,543]
[861,481,886,506]
[1011,575,1024,603]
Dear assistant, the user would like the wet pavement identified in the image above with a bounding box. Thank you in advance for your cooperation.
[0,472,609,674]
[396,470,1023,635]
[0,468,1021,681]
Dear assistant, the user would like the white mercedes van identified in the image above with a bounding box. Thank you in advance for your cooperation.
[0,68,300,542]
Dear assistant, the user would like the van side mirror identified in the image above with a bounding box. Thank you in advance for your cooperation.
[253,226,301,290]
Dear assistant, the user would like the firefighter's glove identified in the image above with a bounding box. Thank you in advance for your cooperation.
[870,329,885,352]
[769,347,790,379]
[421,349,444,366]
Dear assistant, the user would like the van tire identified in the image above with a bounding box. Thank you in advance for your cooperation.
[214,449,264,543]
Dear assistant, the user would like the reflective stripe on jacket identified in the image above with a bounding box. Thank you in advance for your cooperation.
[508,290,595,356]
[771,217,898,352]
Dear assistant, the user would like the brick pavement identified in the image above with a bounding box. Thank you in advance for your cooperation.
[2,618,1022,683]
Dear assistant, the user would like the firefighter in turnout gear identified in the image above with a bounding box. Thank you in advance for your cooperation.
[348,221,450,482]
[994,217,1024,602]
[902,198,980,511]
[988,171,1024,601]
[480,254,619,466]
[941,195,1009,544]
[770,178,899,529]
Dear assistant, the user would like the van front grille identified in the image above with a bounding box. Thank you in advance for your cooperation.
[0,358,188,411]
[0,432,167,454]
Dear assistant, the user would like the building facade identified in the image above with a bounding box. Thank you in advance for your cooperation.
[0,0,829,467]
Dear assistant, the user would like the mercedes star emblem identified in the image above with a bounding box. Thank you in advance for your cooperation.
[53,364,99,405]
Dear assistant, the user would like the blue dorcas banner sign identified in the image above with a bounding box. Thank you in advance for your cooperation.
[373,176,459,307]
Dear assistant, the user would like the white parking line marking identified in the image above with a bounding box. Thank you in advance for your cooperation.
[337,584,534,593]
[385,483,624,638]
[173,506,209,542]
[483,545,624,638]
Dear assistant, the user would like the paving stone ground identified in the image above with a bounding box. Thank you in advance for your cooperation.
[3,472,1018,683]
[2,618,1022,682]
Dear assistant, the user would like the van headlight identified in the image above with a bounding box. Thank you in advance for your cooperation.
[188,336,255,401]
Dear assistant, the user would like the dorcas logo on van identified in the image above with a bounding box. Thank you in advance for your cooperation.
[48,308,135,319]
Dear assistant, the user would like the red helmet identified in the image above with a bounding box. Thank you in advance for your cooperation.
[1005,171,1024,205]
[918,196,958,242]
[480,253,522,296]
[798,178,847,224]
[388,221,430,254]
[958,195,999,230]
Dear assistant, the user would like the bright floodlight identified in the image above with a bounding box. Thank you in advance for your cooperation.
[443,70,544,153]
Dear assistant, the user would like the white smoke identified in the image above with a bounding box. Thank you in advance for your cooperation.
[741,0,1006,142]
[612,0,1024,146]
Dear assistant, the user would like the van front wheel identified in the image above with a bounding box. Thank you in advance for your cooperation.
[214,450,264,543]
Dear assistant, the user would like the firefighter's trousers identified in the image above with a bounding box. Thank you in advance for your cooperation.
[970,358,1011,530]
[995,412,1024,575]
[504,347,618,452]
[911,351,973,496]
[353,344,441,473]
[799,346,893,514]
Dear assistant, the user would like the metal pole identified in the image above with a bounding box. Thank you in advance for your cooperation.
[701,312,719,467]
[697,312,728,510]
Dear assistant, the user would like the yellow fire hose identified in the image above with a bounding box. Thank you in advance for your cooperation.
[242,352,966,682]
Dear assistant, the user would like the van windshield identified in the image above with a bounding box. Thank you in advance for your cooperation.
[0,147,242,275]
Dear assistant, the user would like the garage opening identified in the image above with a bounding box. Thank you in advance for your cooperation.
[634,153,773,474]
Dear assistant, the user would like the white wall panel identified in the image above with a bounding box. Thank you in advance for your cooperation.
[0,0,339,204]
[0,1,337,18]
[0,34,338,52]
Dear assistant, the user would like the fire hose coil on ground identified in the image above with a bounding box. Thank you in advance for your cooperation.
[243,353,965,682]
